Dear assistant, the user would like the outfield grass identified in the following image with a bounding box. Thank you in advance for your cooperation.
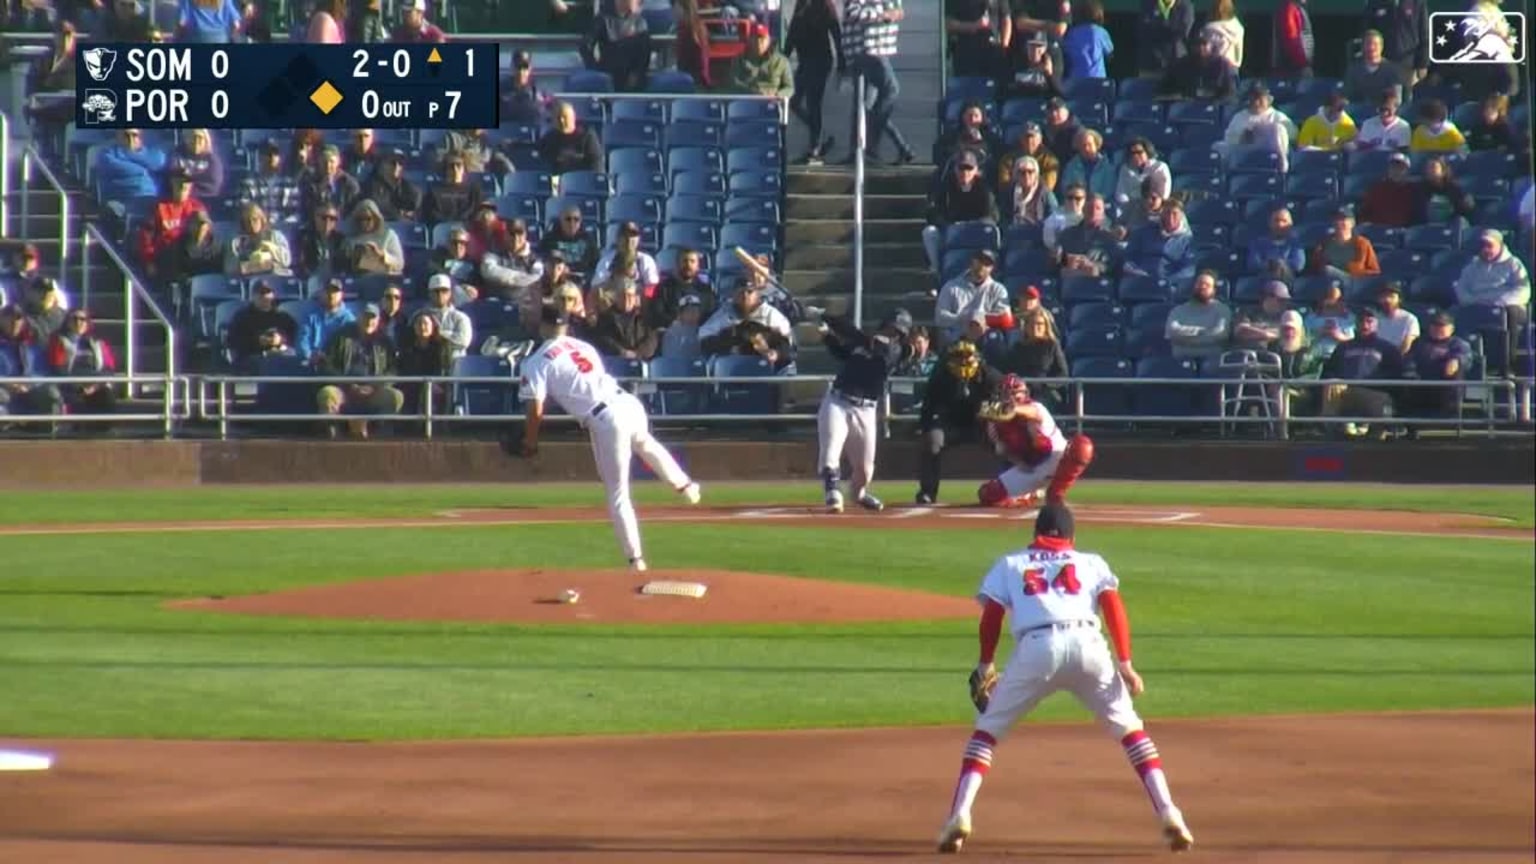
[2,480,1532,526]
[0,515,1529,740]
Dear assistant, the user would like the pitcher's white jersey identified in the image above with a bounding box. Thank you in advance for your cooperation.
[519,336,623,418]
[977,547,1118,639]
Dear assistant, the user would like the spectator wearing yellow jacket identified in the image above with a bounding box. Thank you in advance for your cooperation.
[1409,99,1467,154]
[1296,92,1357,151]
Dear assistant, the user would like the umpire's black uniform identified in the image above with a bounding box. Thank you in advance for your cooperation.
[916,347,1001,503]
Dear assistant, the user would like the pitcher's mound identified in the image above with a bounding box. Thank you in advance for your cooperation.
[173,569,980,625]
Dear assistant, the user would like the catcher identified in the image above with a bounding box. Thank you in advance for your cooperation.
[916,340,1001,505]
[975,374,1095,508]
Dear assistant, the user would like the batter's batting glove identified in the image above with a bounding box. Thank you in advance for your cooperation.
[969,663,1000,713]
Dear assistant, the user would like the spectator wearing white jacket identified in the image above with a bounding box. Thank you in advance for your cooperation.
[1352,89,1412,151]
[423,273,475,358]
[935,249,1011,343]
[1113,138,1172,208]
[1218,83,1297,170]
[1455,228,1531,372]
[1043,183,1087,252]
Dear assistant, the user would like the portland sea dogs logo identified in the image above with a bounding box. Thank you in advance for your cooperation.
[82,47,119,82]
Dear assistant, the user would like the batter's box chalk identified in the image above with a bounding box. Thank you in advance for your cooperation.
[638,580,708,599]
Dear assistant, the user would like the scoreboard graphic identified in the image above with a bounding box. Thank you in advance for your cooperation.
[76,44,499,130]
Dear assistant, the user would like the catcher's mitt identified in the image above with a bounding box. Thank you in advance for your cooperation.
[968,663,1000,713]
[977,398,1018,423]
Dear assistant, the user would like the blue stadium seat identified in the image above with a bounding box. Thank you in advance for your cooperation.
[1060,275,1116,304]
[1065,325,1123,358]
[663,222,719,253]
[1284,173,1338,202]
[564,69,614,93]
[647,70,697,93]
[1346,149,1395,177]
[729,170,782,198]
[558,171,612,199]
[1377,249,1429,278]
[667,120,726,149]
[1454,304,1510,371]
[944,221,1001,252]
[1002,98,1048,124]
[604,121,663,150]
[1405,224,1458,252]
[607,194,664,226]
[502,171,554,197]
[1062,77,1115,102]
[452,355,514,416]
[1461,149,1521,179]
[1113,100,1165,125]
[1291,275,1338,305]
[1179,124,1223,149]
[727,146,784,173]
[608,147,665,178]
[1356,224,1405,250]
[1133,356,1200,416]
[1129,301,1174,329]
[723,197,780,224]
[668,146,726,177]
[946,76,994,103]
[671,99,727,123]
[1067,99,1109,126]
[673,170,728,198]
[1168,148,1222,175]
[726,120,782,149]
[494,194,542,223]
[1071,357,1133,417]
[1116,78,1157,102]
[667,194,723,225]
[1118,276,1173,305]
[601,355,646,391]
[546,195,602,223]
[389,221,429,250]
[1185,198,1240,226]
[1003,247,1054,280]
[1166,101,1220,127]
[1124,123,1180,155]
[614,172,670,197]
[1003,222,1043,253]
[1232,276,1275,305]
[720,222,777,253]
[1289,149,1343,177]
[1068,302,1127,330]
[1408,150,1463,174]
[209,298,244,346]
[940,249,972,282]
[463,298,518,336]
[728,99,782,123]
[1194,249,1242,277]
[1228,174,1283,203]
[708,354,777,414]
[1124,324,1171,358]
[1407,275,1456,307]
[1172,171,1223,198]
[611,99,669,123]
[1228,148,1285,175]
[1461,174,1510,200]
[605,220,661,249]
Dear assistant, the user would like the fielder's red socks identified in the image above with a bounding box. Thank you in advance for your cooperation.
[1122,730,1176,814]
[948,730,996,817]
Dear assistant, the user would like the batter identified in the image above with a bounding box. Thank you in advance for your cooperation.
[814,308,914,513]
[937,502,1194,854]
[516,304,701,572]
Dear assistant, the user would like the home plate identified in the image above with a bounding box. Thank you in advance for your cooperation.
[0,749,54,771]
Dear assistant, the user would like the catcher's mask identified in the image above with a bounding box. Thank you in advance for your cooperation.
[946,341,980,380]
[999,373,1030,404]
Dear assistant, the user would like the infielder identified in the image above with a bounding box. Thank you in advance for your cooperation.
[814,308,914,512]
[975,374,1094,508]
[516,304,702,572]
[936,502,1194,854]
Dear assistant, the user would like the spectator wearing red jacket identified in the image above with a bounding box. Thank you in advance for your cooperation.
[1271,0,1313,78]
[391,0,446,42]
[48,309,118,420]
[1357,152,1418,227]
[137,168,207,278]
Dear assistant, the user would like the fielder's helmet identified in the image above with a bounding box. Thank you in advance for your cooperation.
[999,373,1030,403]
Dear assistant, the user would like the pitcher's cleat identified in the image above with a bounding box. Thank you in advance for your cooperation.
[1161,807,1194,852]
[629,558,648,574]
[937,811,972,854]
[680,482,702,505]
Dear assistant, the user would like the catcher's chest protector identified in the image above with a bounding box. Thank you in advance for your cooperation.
[991,415,1053,466]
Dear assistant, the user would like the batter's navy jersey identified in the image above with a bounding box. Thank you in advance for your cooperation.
[825,316,908,402]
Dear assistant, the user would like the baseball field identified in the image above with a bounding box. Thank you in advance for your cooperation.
[0,480,1532,862]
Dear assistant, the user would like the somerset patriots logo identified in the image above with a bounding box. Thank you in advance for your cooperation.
[1429,10,1525,64]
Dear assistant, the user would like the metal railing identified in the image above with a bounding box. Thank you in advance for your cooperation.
[18,146,71,266]
[0,374,185,438]
[852,75,868,328]
[556,91,791,126]
[79,223,179,394]
[1,110,10,238]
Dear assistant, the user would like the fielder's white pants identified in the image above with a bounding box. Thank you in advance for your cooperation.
[817,390,877,496]
[976,622,1145,742]
[588,392,692,562]
[997,450,1064,498]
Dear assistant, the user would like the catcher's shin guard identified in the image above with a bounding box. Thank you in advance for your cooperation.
[1046,434,1095,503]
[977,478,1010,507]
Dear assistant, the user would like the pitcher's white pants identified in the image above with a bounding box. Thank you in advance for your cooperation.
[976,622,1145,742]
[817,391,878,495]
[588,392,692,561]
[997,450,1064,498]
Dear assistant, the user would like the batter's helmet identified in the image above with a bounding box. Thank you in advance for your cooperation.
[1034,502,1075,539]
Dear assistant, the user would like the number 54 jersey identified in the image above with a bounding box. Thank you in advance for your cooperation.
[977,547,1119,638]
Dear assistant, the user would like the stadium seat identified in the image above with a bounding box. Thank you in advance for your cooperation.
[1129,300,1174,329]
[1067,99,1109,126]
[1173,171,1223,199]
[601,355,646,391]
[1062,77,1115,102]
[1166,101,1220,127]
[349,274,395,302]
[1356,224,1405,250]
[1407,275,1456,307]
[1118,276,1173,306]
[1461,174,1510,200]
[546,194,602,223]
[558,171,612,199]
[720,222,777,253]
[1292,275,1339,305]
[667,194,723,225]
[1461,149,1521,179]
[1071,357,1133,417]
[1133,356,1200,417]
[1284,173,1338,202]
[1002,247,1054,281]
[1068,302,1127,330]
[1124,324,1171,358]
[1179,124,1223,149]
[1001,98,1048,125]
[727,99,782,123]
[1228,174,1284,204]
[1194,249,1242,277]
[727,146,784,173]
[1228,148,1285,175]
[1377,249,1429,279]
[451,355,514,416]
[209,298,244,347]
[1232,276,1275,305]
[1113,100,1165,125]
[946,76,994,103]
[726,120,782,150]
[1116,78,1157,102]
[1060,275,1116,304]
[502,171,554,197]
[1346,149,1395,177]
[607,194,664,226]
[673,170,728,198]
[667,120,726,149]
[614,172,670,197]
[564,69,614,93]
[647,70,697,93]
[668,146,726,177]
[607,147,665,178]
[663,222,718,253]
[1453,304,1510,372]
[1185,198,1240,226]
[708,354,777,414]
[1065,325,1123,358]
[670,99,727,123]
[605,220,660,249]
[944,221,1001,252]
[605,121,663,151]
[1169,148,1222,175]
[723,197,780,225]
[728,170,782,198]
[611,99,669,123]
[940,249,972,282]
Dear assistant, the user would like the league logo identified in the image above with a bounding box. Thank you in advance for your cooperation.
[82,47,118,82]
[82,90,118,124]
[1429,10,1525,64]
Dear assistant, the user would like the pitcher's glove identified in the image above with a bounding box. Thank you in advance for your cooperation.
[968,663,1000,713]
[977,399,1018,423]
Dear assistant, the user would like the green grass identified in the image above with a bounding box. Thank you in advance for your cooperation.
[2,481,1532,526]
[0,515,1530,740]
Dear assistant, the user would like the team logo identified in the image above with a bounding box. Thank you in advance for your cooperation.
[1429,10,1525,64]
[82,47,118,82]
[81,90,119,124]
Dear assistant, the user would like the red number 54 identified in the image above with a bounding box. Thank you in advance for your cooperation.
[1023,564,1081,596]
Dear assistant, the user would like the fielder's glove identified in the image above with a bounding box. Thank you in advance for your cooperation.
[968,663,1000,713]
[977,399,1018,423]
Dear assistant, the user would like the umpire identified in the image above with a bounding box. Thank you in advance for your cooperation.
[916,340,1001,504]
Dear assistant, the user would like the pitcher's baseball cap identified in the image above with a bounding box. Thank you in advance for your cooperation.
[1034,502,1075,540]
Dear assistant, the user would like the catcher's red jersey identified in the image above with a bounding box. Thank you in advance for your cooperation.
[987,403,1067,467]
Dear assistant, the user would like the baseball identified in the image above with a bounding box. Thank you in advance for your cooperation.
[559,588,581,605]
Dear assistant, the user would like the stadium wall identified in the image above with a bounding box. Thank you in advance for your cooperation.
[0,439,1529,488]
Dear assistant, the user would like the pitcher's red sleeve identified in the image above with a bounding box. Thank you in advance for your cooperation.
[1098,590,1132,661]
[979,599,1006,664]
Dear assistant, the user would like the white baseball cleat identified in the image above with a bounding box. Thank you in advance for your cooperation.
[681,482,702,505]
[825,490,844,514]
[1161,807,1193,852]
[629,558,648,573]
[936,811,971,854]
